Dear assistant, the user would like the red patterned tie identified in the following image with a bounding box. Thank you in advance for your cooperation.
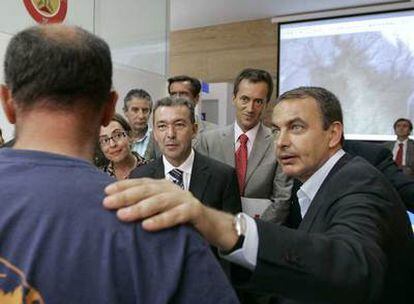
[235,134,248,195]
[395,143,403,167]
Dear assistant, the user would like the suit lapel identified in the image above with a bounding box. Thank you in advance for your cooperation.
[189,152,210,201]
[151,157,166,179]
[221,125,236,167]
[245,124,272,184]
[299,153,352,231]
[406,140,414,166]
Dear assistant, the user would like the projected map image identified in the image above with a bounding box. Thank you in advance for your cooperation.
[279,12,414,139]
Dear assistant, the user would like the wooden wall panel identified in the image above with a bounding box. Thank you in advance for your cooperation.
[170,18,277,83]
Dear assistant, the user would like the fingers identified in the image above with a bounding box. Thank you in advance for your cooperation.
[105,178,174,195]
[103,177,204,232]
[141,202,197,231]
[103,178,179,209]
[115,191,184,222]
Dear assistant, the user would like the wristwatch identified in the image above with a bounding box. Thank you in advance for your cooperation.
[226,212,246,253]
[234,212,247,237]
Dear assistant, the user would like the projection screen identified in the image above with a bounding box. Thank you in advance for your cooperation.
[278,9,414,141]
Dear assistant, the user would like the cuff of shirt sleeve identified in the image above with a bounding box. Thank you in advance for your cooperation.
[220,213,258,271]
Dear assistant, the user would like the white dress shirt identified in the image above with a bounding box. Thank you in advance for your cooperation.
[163,149,195,190]
[223,149,346,270]
[297,149,345,218]
[234,122,260,157]
[392,139,408,166]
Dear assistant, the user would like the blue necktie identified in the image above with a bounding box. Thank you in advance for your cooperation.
[169,169,184,189]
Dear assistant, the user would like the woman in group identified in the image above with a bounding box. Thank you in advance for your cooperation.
[98,113,146,180]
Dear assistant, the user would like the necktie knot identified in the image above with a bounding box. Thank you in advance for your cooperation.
[399,143,404,148]
[169,168,184,189]
[239,134,248,145]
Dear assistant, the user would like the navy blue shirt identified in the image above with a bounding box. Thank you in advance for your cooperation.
[0,149,239,303]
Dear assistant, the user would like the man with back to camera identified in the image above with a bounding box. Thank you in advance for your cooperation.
[384,117,414,176]
[0,24,239,303]
[196,68,292,224]
[123,88,159,160]
[104,86,413,303]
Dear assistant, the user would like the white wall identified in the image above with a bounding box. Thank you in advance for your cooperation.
[201,83,234,127]
[0,0,168,141]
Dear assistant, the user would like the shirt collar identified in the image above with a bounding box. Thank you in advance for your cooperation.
[234,122,260,144]
[397,138,408,145]
[297,149,345,218]
[163,148,195,175]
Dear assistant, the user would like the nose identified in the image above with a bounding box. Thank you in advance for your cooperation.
[137,109,145,119]
[245,100,255,112]
[108,138,118,148]
[166,125,176,138]
[274,129,289,150]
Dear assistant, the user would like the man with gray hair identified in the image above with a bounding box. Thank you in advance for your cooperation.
[123,88,158,160]
[0,24,238,303]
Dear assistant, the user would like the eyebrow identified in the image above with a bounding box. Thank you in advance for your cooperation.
[273,117,306,127]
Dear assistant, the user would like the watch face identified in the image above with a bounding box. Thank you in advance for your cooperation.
[235,213,247,236]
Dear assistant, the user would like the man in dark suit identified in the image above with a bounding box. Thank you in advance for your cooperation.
[384,118,414,176]
[104,87,413,303]
[130,96,241,214]
[286,140,414,229]
[344,140,414,212]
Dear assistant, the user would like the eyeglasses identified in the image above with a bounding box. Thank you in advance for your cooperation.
[99,131,127,147]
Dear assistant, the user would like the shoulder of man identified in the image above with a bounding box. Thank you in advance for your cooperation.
[129,157,162,178]
[195,151,235,174]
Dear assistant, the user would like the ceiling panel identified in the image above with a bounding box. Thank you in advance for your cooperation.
[171,0,407,30]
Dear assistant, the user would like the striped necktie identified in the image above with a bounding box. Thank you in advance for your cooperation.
[169,168,184,189]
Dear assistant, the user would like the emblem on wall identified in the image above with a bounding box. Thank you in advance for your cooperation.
[23,0,68,24]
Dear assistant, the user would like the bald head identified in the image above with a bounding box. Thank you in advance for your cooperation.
[3,24,112,110]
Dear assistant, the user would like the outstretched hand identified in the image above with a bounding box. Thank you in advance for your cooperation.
[103,178,203,231]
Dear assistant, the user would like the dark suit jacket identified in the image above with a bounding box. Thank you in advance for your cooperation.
[130,151,241,214]
[344,140,414,212]
[237,154,413,303]
[384,139,414,176]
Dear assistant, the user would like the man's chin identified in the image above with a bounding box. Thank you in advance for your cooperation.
[281,166,300,179]
[133,125,147,132]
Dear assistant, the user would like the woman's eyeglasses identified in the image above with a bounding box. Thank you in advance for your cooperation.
[99,131,127,147]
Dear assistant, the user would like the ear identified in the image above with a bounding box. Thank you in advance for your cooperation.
[192,122,199,139]
[0,85,16,124]
[194,94,200,105]
[101,91,118,127]
[328,121,343,148]
[232,94,237,106]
